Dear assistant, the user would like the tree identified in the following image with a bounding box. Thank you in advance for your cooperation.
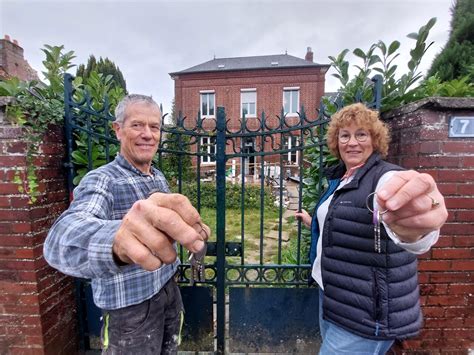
[76,55,127,93]
[427,0,474,81]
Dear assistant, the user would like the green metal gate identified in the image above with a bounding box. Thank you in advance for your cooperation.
[63,73,382,353]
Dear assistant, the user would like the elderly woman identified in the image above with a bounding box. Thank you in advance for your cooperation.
[296,103,448,354]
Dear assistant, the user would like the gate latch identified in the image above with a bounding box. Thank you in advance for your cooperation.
[206,242,242,257]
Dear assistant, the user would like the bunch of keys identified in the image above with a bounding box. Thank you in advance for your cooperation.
[189,223,208,285]
[366,192,388,253]
[147,189,209,284]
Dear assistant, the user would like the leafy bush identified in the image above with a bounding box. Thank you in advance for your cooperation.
[329,18,437,112]
[171,182,275,209]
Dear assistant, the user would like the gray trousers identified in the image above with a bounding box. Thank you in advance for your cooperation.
[101,278,184,355]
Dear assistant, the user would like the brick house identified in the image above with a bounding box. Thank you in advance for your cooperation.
[0,35,39,81]
[169,47,330,178]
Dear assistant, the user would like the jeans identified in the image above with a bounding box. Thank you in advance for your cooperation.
[101,278,184,355]
[318,288,394,355]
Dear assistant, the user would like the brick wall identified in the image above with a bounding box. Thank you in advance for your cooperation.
[0,100,77,354]
[383,97,474,354]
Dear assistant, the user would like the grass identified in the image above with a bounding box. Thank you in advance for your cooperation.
[197,207,301,265]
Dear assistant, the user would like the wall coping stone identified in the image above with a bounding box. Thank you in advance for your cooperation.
[382,97,474,120]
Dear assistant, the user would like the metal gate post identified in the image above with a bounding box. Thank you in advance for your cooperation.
[215,106,227,354]
[63,73,75,200]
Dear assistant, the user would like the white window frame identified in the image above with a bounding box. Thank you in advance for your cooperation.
[284,135,299,164]
[241,88,257,118]
[201,136,216,164]
[200,90,215,118]
[283,87,300,116]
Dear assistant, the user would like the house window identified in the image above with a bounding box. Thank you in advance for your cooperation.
[283,87,300,116]
[201,136,216,164]
[200,91,215,117]
[241,89,256,118]
[283,135,299,164]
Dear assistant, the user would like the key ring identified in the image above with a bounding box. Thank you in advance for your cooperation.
[366,192,389,215]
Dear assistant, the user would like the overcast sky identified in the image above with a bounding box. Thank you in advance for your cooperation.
[2,0,453,114]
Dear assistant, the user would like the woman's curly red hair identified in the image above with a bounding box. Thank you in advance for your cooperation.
[326,103,390,159]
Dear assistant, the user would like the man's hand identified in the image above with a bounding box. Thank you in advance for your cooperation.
[112,193,210,271]
[376,171,448,243]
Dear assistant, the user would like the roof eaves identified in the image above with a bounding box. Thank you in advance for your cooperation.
[170,63,331,77]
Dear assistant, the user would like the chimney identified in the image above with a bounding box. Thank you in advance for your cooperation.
[13,39,19,46]
[305,47,314,62]
[4,34,11,41]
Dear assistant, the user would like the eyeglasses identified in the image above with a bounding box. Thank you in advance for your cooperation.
[338,130,370,144]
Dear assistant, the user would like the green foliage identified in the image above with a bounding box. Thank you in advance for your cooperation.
[173,182,275,210]
[77,55,127,93]
[70,68,125,185]
[0,77,29,96]
[71,134,120,185]
[40,44,76,99]
[157,100,194,182]
[415,74,474,98]
[1,45,74,202]
[428,0,474,81]
[329,18,437,112]
[1,44,127,198]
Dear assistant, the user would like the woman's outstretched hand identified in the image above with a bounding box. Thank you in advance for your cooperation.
[377,171,448,243]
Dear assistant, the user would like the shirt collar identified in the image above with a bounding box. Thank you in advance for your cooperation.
[341,163,365,181]
[115,154,157,177]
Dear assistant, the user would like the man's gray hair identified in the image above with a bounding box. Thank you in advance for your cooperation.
[114,94,161,124]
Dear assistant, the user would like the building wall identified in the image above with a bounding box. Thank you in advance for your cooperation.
[0,36,39,81]
[174,67,326,126]
[383,97,474,354]
[173,66,326,174]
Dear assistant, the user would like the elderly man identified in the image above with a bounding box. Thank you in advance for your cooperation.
[44,94,209,354]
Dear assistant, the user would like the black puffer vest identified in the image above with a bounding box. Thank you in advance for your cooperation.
[321,153,423,340]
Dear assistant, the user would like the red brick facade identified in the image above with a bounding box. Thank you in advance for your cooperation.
[173,66,327,129]
[0,113,76,354]
[171,51,328,175]
[384,98,474,354]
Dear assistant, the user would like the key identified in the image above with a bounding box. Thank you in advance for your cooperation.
[189,242,207,285]
[366,191,387,254]
[373,207,382,253]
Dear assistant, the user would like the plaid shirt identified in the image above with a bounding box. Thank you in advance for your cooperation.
[44,154,179,310]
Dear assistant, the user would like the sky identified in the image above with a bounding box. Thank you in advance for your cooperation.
[1,0,453,115]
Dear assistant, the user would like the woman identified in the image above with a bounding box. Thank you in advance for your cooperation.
[296,103,448,354]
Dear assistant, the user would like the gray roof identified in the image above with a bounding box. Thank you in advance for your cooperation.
[170,53,330,76]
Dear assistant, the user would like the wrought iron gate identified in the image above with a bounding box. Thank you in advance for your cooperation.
[63,73,382,353]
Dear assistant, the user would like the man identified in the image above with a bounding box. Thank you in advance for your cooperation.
[44,94,209,354]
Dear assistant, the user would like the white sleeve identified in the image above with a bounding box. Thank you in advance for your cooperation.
[375,171,439,254]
